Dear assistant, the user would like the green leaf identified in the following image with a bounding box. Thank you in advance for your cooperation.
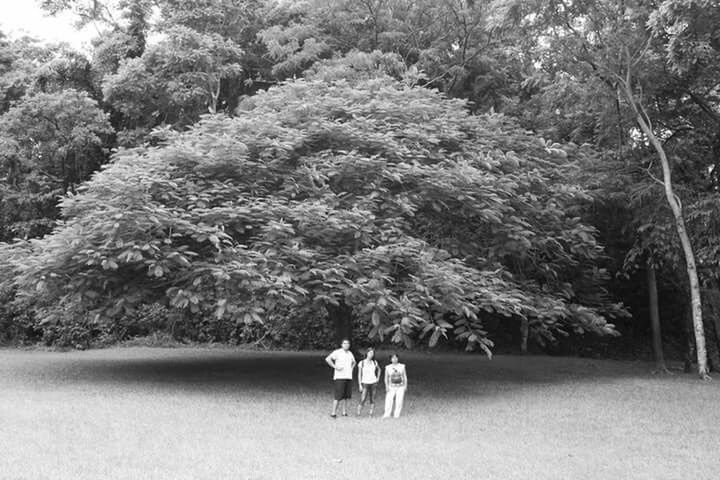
[429,328,442,347]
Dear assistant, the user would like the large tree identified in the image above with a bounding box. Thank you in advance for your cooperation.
[9,54,621,350]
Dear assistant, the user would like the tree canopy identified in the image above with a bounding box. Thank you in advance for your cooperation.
[8,56,621,351]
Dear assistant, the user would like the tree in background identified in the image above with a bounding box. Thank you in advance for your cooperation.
[0,32,112,243]
[103,25,244,142]
[650,3,720,364]
[511,0,720,377]
[0,89,112,240]
[257,0,531,112]
[0,34,39,113]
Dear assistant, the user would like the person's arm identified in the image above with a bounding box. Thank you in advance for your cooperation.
[402,366,408,388]
[325,352,336,370]
[358,360,364,390]
[384,366,390,390]
[374,361,381,380]
[350,352,356,370]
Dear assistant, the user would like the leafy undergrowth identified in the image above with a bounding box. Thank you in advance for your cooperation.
[0,348,718,479]
[118,332,190,348]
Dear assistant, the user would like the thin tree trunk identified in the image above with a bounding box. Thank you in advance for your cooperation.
[520,317,529,354]
[704,315,720,373]
[615,92,625,156]
[711,286,720,366]
[620,77,710,380]
[644,129,708,379]
[647,265,669,373]
[208,78,219,114]
[702,287,720,371]
[326,301,353,345]
[61,152,68,193]
[683,305,696,373]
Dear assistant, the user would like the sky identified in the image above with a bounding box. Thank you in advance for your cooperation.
[0,0,97,50]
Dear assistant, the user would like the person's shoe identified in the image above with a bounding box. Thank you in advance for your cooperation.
[330,413,337,418]
[342,412,348,416]
[357,406,362,415]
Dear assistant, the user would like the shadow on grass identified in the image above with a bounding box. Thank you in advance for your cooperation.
[0,348,662,399]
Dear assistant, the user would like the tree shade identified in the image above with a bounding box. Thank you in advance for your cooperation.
[11,55,622,351]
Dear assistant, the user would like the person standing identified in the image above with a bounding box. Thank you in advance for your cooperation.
[382,353,408,418]
[325,338,356,418]
[356,348,381,416]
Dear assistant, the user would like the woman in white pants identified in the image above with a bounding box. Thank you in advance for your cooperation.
[383,353,407,418]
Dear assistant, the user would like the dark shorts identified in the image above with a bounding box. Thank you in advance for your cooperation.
[360,383,377,404]
[333,379,352,400]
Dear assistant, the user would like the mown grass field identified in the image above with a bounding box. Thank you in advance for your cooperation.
[0,347,718,479]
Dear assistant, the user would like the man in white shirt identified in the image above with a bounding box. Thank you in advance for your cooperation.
[325,338,356,418]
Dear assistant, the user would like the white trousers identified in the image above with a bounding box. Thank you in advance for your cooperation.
[383,386,406,418]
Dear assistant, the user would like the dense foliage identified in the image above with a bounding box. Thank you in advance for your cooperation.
[5,59,622,351]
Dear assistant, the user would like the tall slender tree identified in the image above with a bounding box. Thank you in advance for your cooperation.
[513,0,715,379]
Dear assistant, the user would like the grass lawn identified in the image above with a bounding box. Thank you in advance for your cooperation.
[0,347,718,480]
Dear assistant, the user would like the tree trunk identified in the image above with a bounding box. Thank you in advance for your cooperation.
[646,134,708,379]
[704,315,720,373]
[683,305,696,373]
[126,0,149,58]
[209,85,218,114]
[647,265,669,372]
[207,77,220,114]
[520,317,529,354]
[702,287,720,371]
[621,78,710,380]
[61,152,69,193]
[326,301,353,346]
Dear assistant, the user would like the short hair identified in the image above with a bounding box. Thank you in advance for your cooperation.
[340,338,351,344]
[389,352,399,362]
